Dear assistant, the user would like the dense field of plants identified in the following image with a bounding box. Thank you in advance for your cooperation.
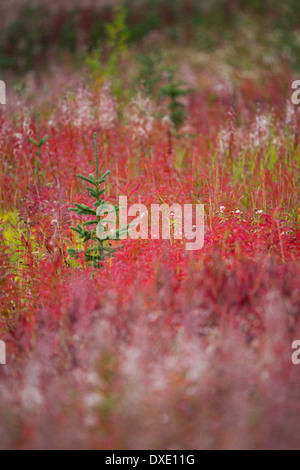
[0,0,299,450]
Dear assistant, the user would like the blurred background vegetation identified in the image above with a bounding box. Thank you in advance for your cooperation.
[0,0,299,74]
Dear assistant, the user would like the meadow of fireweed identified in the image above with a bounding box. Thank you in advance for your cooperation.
[0,66,299,450]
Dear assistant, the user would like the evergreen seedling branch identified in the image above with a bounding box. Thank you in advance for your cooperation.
[68,133,128,268]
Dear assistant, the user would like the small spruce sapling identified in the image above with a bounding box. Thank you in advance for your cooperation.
[28,112,50,172]
[68,133,128,268]
[160,68,192,130]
